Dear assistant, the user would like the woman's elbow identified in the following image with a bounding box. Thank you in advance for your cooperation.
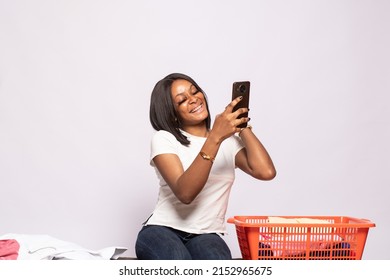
[176,193,196,205]
[180,197,194,205]
[254,168,277,181]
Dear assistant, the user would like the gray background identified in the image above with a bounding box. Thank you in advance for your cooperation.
[1,0,389,259]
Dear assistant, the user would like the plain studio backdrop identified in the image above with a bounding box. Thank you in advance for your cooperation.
[1,0,389,259]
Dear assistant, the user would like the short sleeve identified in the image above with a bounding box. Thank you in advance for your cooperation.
[231,134,245,156]
[150,130,179,165]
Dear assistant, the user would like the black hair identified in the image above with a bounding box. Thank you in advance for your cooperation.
[149,73,211,146]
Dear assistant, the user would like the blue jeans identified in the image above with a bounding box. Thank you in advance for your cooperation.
[135,225,232,260]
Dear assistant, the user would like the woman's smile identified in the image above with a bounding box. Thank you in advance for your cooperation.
[190,103,204,114]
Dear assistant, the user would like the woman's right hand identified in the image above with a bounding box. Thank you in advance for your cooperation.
[209,96,250,143]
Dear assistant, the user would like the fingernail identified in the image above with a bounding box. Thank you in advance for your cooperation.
[239,96,243,100]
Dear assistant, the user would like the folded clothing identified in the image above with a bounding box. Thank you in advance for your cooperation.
[0,239,20,260]
[0,234,127,260]
[259,217,343,257]
[258,241,353,259]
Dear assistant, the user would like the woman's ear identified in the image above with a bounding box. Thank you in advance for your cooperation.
[173,117,181,128]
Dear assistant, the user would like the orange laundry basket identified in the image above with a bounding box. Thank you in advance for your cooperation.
[227,216,375,260]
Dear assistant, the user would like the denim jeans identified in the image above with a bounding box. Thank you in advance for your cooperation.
[135,225,232,260]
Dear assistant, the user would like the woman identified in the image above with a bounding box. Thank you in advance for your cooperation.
[135,73,276,260]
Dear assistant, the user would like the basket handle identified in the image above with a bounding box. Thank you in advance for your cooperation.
[227,217,235,224]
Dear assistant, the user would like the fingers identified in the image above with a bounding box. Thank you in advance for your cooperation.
[221,96,250,129]
[235,116,250,127]
[225,96,249,114]
[225,96,243,111]
[212,109,251,139]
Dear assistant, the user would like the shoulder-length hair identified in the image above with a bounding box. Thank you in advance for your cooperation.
[149,73,211,146]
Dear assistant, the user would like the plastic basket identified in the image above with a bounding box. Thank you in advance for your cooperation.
[227,216,375,260]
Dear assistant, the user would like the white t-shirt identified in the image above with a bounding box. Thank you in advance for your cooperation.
[145,129,244,234]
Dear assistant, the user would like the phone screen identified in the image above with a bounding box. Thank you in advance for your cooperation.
[232,81,250,128]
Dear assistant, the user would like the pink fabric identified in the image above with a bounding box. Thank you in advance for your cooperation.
[0,239,20,260]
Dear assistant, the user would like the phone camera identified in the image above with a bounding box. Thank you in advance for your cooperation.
[238,84,246,93]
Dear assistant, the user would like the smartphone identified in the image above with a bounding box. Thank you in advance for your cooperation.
[232,81,250,128]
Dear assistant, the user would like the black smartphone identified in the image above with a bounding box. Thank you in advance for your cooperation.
[231,81,250,128]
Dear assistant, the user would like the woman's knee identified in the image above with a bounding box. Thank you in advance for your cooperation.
[135,226,192,260]
[186,234,232,260]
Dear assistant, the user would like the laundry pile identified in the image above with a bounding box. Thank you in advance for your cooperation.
[257,217,352,258]
[0,234,127,260]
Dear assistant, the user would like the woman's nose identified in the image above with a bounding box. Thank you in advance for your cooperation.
[188,94,198,103]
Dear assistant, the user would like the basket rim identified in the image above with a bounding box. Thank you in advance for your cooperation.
[227,215,376,228]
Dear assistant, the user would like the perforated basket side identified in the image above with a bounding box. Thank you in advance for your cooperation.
[228,216,375,260]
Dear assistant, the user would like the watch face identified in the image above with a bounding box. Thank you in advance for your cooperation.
[199,151,214,162]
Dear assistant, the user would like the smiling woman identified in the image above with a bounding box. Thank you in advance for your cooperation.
[135,73,276,260]
[149,73,212,146]
[171,79,209,133]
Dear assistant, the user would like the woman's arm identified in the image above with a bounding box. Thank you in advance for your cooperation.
[153,133,220,205]
[153,97,248,204]
[235,127,276,180]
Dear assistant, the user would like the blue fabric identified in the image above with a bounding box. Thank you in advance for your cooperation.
[135,225,232,260]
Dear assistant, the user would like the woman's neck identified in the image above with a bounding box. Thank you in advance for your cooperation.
[181,124,208,138]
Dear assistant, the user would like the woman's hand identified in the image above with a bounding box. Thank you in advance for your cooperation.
[209,96,250,144]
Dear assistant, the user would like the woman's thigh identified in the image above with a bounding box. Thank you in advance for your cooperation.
[185,233,232,260]
[135,225,192,260]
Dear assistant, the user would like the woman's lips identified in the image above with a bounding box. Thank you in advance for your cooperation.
[190,104,203,113]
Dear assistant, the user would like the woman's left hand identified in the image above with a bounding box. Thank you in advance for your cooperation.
[209,96,250,143]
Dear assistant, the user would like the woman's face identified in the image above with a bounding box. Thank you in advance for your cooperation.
[170,79,209,128]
